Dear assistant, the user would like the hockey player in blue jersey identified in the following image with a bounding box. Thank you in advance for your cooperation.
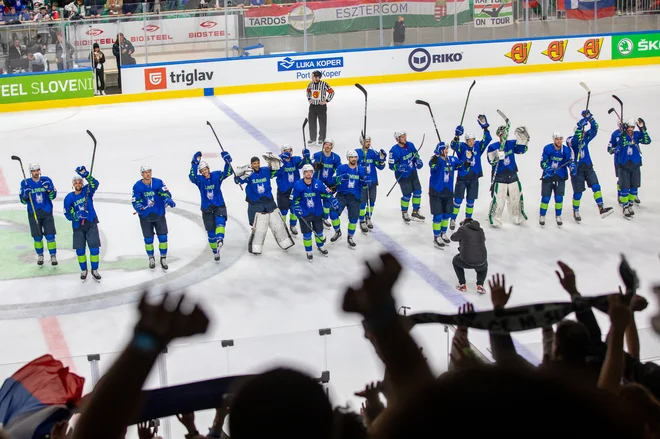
[608,127,623,206]
[450,115,492,230]
[429,142,468,249]
[290,164,334,261]
[275,144,311,236]
[389,130,425,223]
[566,111,613,222]
[236,154,293,254]
[19,163,58,266]
[330,150,369,248]
[132,166,175,270]
[356,135,386,233]
[486,124,529,227]
[539,133,575,227]
[312,139,342,228]
[609,117,651,219]
[189,151,233,261]
[63,167,101,282]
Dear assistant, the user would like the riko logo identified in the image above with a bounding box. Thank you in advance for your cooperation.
[407,48,463,72]
[505,42,532,64]
[542,40,568,62]
[144,67,167,90]
[143,24,160,33]
[86,28,103,37]
[200,21,217,28]
[578,38,603,59]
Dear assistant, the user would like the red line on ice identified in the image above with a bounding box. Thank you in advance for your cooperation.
[39,316,76,372]
[0,168,9,195]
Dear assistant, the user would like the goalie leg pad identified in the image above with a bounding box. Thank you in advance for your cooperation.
[507,181,527,224]
[248,212,270,254]
[269,210,294,250]
[488,183,506,227]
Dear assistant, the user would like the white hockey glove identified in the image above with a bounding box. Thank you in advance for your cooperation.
[235,164,253,178]
[262,152,282,171]
[487,149,505,162]
[515,126,530,146]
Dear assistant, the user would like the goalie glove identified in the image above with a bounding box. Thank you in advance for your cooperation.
[515,126,530,146]
[262,152,282,171]
[487,149,506,163]
[637,117,647,132]
[234,164,253,178]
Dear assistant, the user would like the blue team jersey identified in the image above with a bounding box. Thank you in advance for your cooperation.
[388,142,419,179]
[132,178,172,218]
[487,139,528,175]
[355,148,385,184]
[429,155,462,195]
[20,176,56,214]
[189,162,232,210]
[63,176,99,229]
[566,120,598,167]
[335,164,368,199]
[613,130,651,166]
[275,156,305,193]
[540,144,573,180]
[290,178,331,218]
[239,166,276,202]
[451,130,492,180]
[312,151,342,187]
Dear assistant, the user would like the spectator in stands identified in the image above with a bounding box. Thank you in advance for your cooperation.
[49,2,61,18]
[106,0,122,15]
[33,6,51,20]
[88,0,104,17]
[122,0,138,15]
[64,0,85,19]
[56,32,75,70]
[4,6,21,23]
[8,38,28,71]
[90,42,106,95]
[30,34,47,54]
[393,16,405,46]
[112,33,135,92]
[28,50,46,72]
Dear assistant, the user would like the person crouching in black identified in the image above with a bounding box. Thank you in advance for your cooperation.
[450,218,488,294]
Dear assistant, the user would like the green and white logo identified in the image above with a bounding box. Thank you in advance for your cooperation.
[617,38,633,56]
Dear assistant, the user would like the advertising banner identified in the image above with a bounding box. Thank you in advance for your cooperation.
[67,15,239,50]
[473,0,513,28]
[0,70,94,105]
[612,33,660,60]
[244,0,470,38]
[122,34,614,95]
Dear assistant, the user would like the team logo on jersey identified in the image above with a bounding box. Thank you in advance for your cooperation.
[312,90,320,99]
[542,40,568,62]
[306,198,315,208]
[466,150,473,159]
[257,183,265,194]
[578,38,603,60]
[444,172,450,183]
[322,169,328,178]
[504,156,510,166]
[288,173,294,183]
[35,193,43,204]
[348,179,355,189]
[145,67,167,91]
[206,190,213,200]
[505,42,531,64]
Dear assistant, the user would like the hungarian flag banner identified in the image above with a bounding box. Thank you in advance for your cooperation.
[245,0,470,37]
[557,0,616,19]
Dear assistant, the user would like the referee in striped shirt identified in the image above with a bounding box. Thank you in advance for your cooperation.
[306,70,335,145]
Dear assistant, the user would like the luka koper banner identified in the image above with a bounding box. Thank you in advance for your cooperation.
[244,0,471,38]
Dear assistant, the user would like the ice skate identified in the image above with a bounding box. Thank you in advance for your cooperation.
[149,257,156,269]
[306,252,313,261]
[634,196,640,205]
[441,233,450,244]
[217,238,224,249]
[359,222,369,233]
[411,210,425,221]
[433,237,445,249]
[623,206,632,219]
[365,216,373,229]
[347,236,356,248]
[599,205,613,218]
[556,216,563,227]
[323,219,331,229]
[402,211,411,223]
[317,246,328,256]
[330,230,342,243]
[214,252,220,262]
[539,216,546,226]
[573,210,581,223]
[160,257,168,270]
[449,218,456,230]
[50,254,58,266]
[37,254,44,266]
[80,270,88,282]
[91,270,101,282]
[290,225,298,236]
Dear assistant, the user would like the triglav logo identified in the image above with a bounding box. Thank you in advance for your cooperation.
[144,67,167,91]
[617,38,633,56]
[408,48,463,72]
[578,38,603,59]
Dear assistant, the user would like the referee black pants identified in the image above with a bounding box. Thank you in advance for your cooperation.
[308,104,327,142]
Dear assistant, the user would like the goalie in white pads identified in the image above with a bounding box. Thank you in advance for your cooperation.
[235,155,294,254]
[290,164,333,261]
[487,125,529,227]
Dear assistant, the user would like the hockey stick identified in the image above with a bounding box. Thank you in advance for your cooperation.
[459,80,476,126]
[206,121,243,191]
[386,133,425,197]
[538,160,572,180]
[580,82,591,112]
[302,118,308,156]
[80,130,97,225]
[415,100,441,143]
[608,107,620,122]
[355,83,368,140]
[11,155,38,223]
[489,110,510,195]
[612,95,623,123]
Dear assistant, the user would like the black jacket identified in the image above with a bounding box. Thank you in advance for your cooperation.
[450,220,487,265]
[393,20,405,43]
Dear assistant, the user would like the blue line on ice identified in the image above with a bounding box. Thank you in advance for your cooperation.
[210,97,540,366]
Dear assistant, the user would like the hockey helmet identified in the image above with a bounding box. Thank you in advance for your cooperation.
[465,132,476,141]
[394,130,406,141]
[140,165,152,173]
[72,175,83,182]
[312,70,322,78]
[360,134,371,146]
[29,163,41,172]
[496,126,507,137]
[302,164,314,173]
[624,118,636,129]
[552,132,563,140]
[346,150,358,159]
[198,161,209,171]
[323,138,334,149]
[280,144,293,153]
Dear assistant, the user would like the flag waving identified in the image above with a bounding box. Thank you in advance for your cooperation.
[558,0,616,19]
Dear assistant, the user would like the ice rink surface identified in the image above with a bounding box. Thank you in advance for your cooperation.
[0,65,659,435]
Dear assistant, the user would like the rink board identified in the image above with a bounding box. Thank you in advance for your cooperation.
[1,30,659,113]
